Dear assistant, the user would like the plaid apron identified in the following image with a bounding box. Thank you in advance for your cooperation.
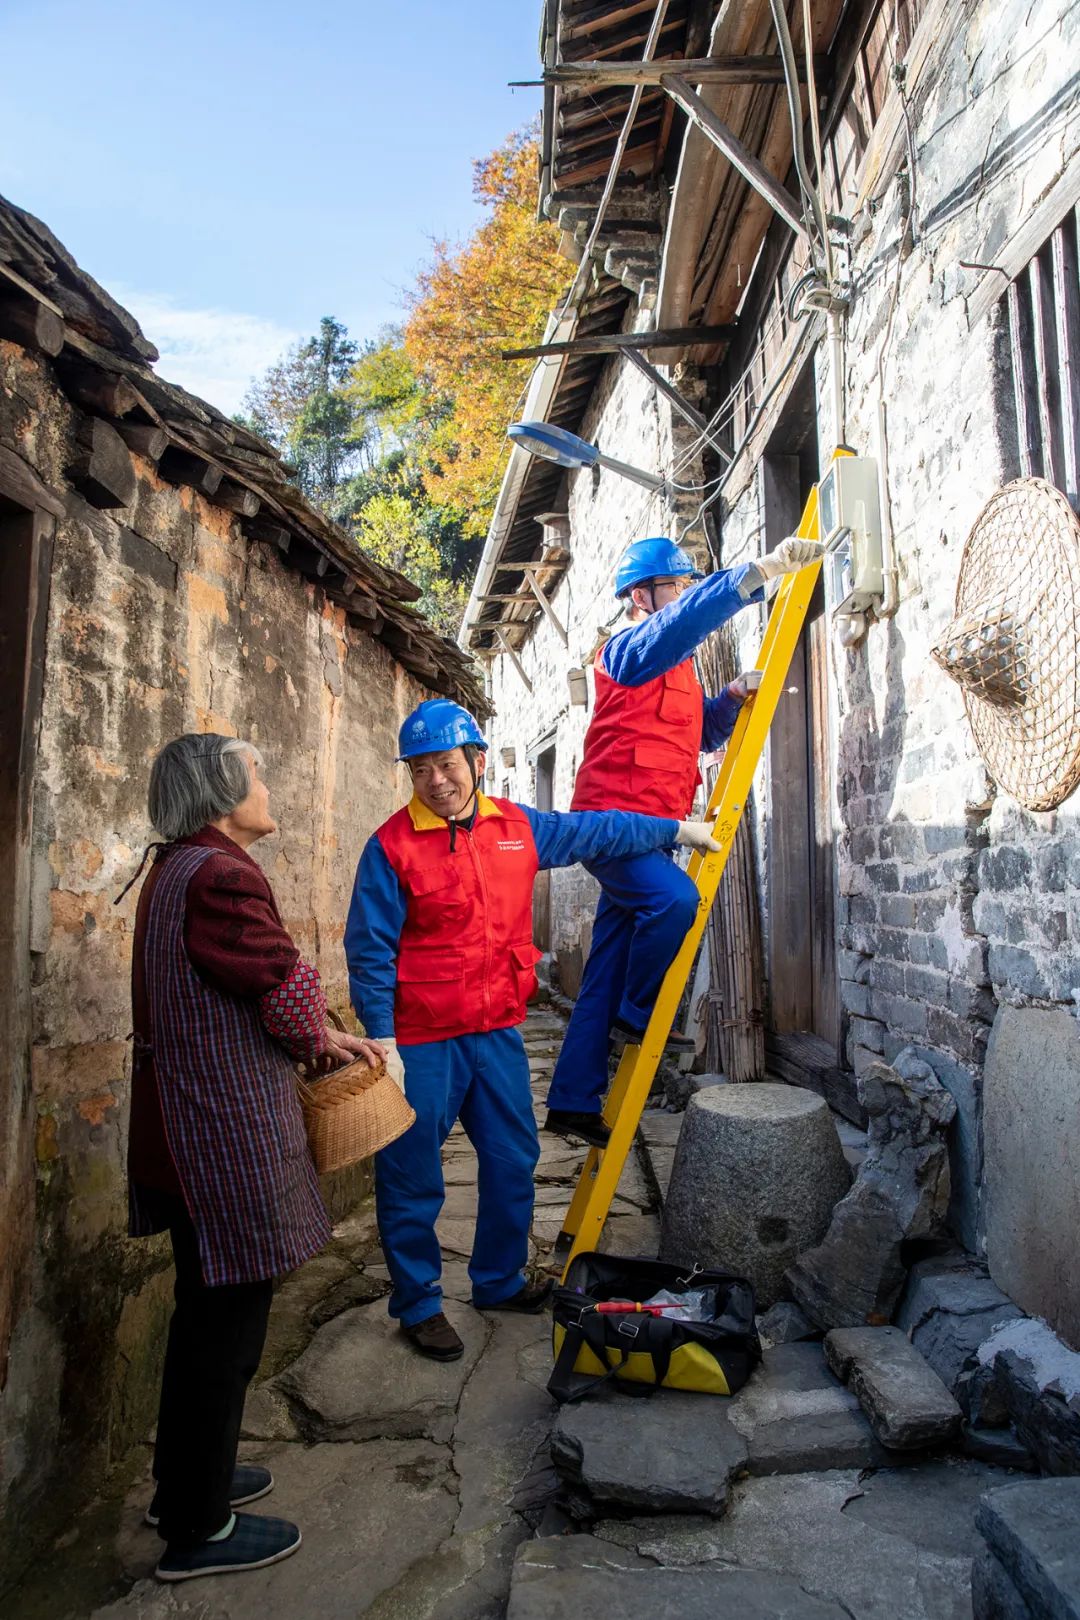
[129,843,331,1285]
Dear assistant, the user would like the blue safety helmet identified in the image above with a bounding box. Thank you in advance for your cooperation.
[614,537,703,599]
[396,699,486,762]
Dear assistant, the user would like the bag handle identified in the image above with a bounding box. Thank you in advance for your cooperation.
[548,1312,630,1404]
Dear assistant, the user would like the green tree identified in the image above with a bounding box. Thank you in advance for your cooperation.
[241,316,363,508]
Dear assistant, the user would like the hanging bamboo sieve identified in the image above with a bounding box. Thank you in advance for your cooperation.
[931,479,1080,812]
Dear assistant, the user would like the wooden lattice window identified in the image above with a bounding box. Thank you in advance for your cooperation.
[999,207,1080,511]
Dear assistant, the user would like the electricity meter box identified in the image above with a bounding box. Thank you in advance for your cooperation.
[819,456,883,616]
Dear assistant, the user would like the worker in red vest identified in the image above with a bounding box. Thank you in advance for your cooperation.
[344,699,720,1362]
[544,533,824,1148]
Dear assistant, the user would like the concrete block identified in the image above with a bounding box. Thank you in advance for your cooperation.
[825,1325,962,1449]
[984,1006,1080,1346]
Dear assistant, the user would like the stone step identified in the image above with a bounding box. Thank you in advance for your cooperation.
[824,1325,962,1450]
[552,1389,748,1516]
[508,1537,853,1618]
[729,1342,890,1475]
[974,1477,1080,1620]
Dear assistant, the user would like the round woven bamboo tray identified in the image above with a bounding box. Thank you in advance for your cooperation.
[298,1027,415,1173]
[931,479,1080,811]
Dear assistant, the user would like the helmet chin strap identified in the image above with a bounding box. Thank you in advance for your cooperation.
[448,753,480,854]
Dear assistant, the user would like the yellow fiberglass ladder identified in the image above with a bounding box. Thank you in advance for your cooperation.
[557,467,835,1275]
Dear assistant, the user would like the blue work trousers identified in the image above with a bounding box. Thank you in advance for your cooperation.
[546,850,698,1116]
[375,1026,539,1327]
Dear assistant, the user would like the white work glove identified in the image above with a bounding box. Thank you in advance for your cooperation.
[754,536,826,580]
[676,821,721,854]
[728,669,763,701]
[379,1037,407,1095]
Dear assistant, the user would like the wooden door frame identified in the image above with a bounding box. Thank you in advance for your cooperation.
[0,453,60,1386]
[761,435,840,1053]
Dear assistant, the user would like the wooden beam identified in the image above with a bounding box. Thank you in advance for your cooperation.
[56,363,140,419]
[538,54,827,90]
[522,565,569,646]
[158,447,223,498]
[211,480,261,517]
[500,324,736,361]
[494,626,534,694]
[660,75,808,239]
[620,343,709,432]
[67,416,137,510]
[0,445,65,518]
[0,296,65,357]
[114,421,168,464]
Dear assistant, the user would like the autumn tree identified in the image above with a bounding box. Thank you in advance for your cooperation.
[403,124,570,534]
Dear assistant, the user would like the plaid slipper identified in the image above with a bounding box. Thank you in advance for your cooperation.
[155,1512,300,1582]
[145,1464,273,1528]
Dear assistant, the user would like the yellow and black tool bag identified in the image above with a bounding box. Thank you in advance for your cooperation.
[548,1251,761,1403]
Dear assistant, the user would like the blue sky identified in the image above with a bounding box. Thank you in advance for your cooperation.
[0,1,542,412]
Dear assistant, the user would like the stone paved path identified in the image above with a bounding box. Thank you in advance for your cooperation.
[15,1008,1022,1619]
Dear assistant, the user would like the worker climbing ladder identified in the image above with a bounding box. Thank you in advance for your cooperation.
[558,473,830,1272]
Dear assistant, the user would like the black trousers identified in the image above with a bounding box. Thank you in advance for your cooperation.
[151,1195,273,1548]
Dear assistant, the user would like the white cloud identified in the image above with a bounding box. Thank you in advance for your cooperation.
[112,287,300,417]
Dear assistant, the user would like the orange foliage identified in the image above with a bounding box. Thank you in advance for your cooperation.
[404,126,570,535]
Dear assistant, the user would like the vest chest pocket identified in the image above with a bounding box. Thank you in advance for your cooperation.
[406,861,468,923]
[657,669,700,728]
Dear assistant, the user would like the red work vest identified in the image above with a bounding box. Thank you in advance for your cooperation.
[571,650,703,819]
[376,794,542,1044]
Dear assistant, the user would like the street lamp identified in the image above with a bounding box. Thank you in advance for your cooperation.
[508,421,666,493]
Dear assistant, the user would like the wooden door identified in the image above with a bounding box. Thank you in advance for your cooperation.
[762,453,839,1052]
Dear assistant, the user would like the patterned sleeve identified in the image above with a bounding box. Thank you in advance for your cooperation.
[258,958,328,1063]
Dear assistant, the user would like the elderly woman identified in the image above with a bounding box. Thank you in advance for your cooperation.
[127,733,381,1584]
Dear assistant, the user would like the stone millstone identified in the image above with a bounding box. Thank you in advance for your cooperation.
[787,1053,956,1329]
[550,1389,748,1515]
[825,1325,961,1450]
[660,1084,850,1309]
[975,1477,1080,1620]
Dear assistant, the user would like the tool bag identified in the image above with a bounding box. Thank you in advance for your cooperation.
[548,1251,760,1403]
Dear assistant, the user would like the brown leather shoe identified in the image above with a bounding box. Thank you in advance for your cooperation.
[403,1311,464,1361]
[476,1277,554,1314]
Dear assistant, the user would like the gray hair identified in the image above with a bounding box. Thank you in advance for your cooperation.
[148,734,264,841]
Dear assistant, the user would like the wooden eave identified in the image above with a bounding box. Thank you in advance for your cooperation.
[543,0,699,201]
[0,194,486,714]
[656,0,847,352]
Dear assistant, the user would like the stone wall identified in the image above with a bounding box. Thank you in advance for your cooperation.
[484,0,1080,1295]
[0,339,428,1586]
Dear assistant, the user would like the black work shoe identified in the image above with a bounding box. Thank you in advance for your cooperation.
[146,1464,274,1528]
[477,1277,555,1314]
[611,1017,695,1053]
[544,1109,610,1148]
[404,1311,465,1361]
[154,1512,301,1582]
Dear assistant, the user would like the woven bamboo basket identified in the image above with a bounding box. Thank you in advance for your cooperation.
[931,479,1080,811]
[298,1023,415,1174]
